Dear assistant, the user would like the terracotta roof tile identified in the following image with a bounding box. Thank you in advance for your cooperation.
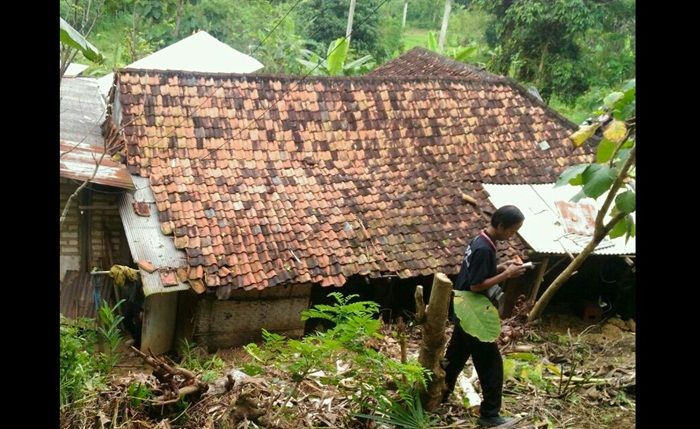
[111,65,592,292]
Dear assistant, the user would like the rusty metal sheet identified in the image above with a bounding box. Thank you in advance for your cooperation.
[60,140,134,189]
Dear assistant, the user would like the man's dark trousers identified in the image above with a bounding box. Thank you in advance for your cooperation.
[443,322,504,418]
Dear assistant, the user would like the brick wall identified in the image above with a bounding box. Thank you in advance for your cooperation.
[60,178,80,280]
[89,185,129,269]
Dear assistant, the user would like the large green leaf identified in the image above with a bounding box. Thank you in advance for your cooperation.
[609,214,635,241]
[596,139,616,163]
[570,123,599,147]
[570,189,587,203]
[615,190,636,214]
[503,358,517,381]
[582,164,616,199]
[603,120,627,143]
[344,54,374,72]
[603,92,624,109]
[617,82,636,108]
[555,164,589,187]
[60,18,103,63]
[427,31,438,51]
[452,45,478,61]
[453,290,501,342]
[621,79,636,92]
[326,38,348,76]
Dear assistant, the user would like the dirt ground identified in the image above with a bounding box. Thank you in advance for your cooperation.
[75,311,635,429]
[517,313,636,429]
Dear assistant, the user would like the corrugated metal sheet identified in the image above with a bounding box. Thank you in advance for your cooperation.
[60,141,134,189]
[60,270,116,319]
[119,176,190,296]
[60,77,133,189]
[60,78,106,147]
[483,183,635,256]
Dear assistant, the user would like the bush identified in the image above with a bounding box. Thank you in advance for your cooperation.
[59,317,105,406]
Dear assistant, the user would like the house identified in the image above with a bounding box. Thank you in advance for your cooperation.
[60,77,134,319]
[373,49,634,319]
[97,31,264,98]
[61,31,263,334]
[103,46,594,352]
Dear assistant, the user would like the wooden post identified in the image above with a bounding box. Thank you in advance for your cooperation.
[416,273,453,410]
[528,257,550,305]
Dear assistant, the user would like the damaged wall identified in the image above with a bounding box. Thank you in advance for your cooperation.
[188,283,312,352]
[60,179,130,282]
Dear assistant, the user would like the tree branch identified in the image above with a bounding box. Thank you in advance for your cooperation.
[595,144,636,231]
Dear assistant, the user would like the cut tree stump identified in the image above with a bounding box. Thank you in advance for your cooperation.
[415,272,453,411]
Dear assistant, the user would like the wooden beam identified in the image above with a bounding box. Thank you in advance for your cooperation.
[528,257,550,305]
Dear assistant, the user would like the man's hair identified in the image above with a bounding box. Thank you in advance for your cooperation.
[491,205,525,228]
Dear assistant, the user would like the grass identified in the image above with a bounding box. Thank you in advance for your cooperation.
[402,28,430,50]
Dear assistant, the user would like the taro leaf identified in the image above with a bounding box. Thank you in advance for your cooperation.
[453,290,501,342]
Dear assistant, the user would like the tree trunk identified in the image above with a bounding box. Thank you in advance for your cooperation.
[536,41,549,94]
[346,0,357,43]
[416,273,453,410]
[528,238,597,322]
[174,0,184,39]
[437,0,452,53]
[402,0,409,28]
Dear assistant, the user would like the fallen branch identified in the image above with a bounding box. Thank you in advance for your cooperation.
[131,346,197,380]
[130,346,207,405]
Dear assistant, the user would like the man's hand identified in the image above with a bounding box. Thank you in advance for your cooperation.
[498,258,522,273]
[504,263,527,279]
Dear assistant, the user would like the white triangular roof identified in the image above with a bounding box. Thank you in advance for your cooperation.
[98,31,264,96]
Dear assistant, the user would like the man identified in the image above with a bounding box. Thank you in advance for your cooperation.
[442,205,526,427]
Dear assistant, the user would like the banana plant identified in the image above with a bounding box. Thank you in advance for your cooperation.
[297,37,374,76]
[60,17,103,63]
[426,31,479,64]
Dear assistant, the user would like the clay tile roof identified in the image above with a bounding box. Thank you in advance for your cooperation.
[369,47,498,80]
[108,67,591,294]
